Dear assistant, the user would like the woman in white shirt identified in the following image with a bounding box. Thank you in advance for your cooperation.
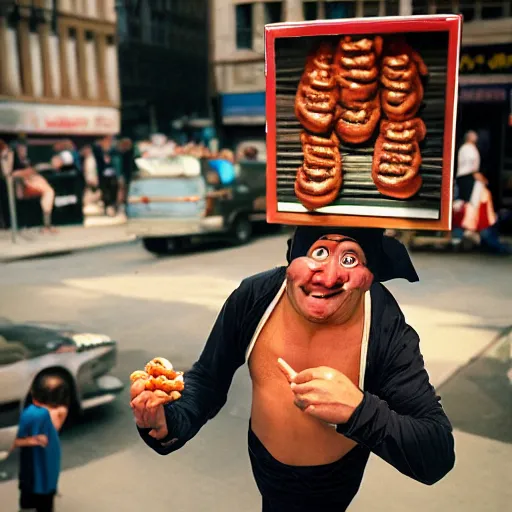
[456,131,488,200]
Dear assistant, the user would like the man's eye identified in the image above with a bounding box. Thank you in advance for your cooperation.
[311,247,329,261]
[340,254,358,268]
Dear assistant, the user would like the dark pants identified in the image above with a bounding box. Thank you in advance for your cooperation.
[248,424,369,511]
[100,175,118,209]
[19,491,55,512]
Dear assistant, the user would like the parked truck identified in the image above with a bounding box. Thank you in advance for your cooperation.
[126,154,267,255]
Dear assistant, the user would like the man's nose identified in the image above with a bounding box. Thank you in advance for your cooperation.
[313,258,343,288]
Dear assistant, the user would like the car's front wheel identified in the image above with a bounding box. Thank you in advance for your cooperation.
[230,215,252,245]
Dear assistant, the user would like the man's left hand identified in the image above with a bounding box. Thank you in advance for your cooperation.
[277,358,364,425]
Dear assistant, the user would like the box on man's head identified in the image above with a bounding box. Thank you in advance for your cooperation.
[264,14,463,231]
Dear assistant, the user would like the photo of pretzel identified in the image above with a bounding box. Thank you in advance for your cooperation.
[130,357,184,403]
[295,42,339,134]
[380,38,428,122]
[372,118,426,199]
[333,35,383,144]
[295,131,342,210]
[291,33,430,207]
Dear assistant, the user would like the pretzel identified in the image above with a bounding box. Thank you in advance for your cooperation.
[380,39,428,122]
[372,118,426,199]
[294,131,342,210]
[333,36,383,144]
[295,42,339,134]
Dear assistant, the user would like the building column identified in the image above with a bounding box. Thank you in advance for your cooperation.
[285,0,303,21]
[96,0,105,19]
[318,1,326,19]
[252,2,265,53]
[38,19,53,97]
[17,17,34,97]
[58,24,71,98]
[399,0,412,16]
[76,27,88,98]
[356,0,364,17]
[96,32,108,101]
[0,15,8,95]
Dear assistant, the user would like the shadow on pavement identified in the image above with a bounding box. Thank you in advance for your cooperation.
[438,328,512,444]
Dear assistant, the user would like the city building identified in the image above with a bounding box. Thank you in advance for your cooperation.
[0,0,120,146]
[212,0,512,207]
[116,0,211,142]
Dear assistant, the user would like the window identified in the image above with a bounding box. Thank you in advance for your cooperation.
[325,1,356,19]
[481,2,506,19]
[303,1,318,20]
[385,0,400,15]
[412,0,430,15]
[236,4,253,50]
[459,2,476,21]
[363,1,380,17]
[435,0,455,13]
[265,2,282,24]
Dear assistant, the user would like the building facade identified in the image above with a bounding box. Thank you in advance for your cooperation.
[212,0,512,207]
[116,0,211,142]
[0,0,120,142]
[410,0,512,210]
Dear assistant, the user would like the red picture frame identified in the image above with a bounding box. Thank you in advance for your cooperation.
[265,15,463,230]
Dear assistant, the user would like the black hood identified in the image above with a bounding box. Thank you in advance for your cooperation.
[286,226,419,283]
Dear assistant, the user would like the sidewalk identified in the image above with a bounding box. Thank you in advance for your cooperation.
[0,217,136,263]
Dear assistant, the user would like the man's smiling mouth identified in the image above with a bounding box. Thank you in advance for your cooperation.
[301,286,344,299]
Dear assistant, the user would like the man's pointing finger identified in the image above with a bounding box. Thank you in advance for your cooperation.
[277,358,297,382]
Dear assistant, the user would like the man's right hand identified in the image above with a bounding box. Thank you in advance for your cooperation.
[130,380,169,440]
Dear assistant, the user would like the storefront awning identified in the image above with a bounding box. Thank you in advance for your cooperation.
[221,92,265,125]
[0,102,120,135]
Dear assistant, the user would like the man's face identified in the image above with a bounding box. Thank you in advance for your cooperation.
[286,235,374,324]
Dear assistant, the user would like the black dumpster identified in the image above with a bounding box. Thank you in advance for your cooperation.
[0,168,84,229]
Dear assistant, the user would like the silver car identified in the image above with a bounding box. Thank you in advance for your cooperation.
[0,321,124,461]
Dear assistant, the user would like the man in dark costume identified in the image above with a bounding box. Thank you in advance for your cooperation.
[131,227,455,511]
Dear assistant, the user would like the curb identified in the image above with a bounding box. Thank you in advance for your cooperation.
[0,236,137,264]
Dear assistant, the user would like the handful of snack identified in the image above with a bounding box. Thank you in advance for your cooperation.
[130,357,184,403]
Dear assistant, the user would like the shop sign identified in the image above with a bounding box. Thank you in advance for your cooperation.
[460,43,512,75]
[221,92,265,122]
[459,84,510,103]
[0,102,120,135]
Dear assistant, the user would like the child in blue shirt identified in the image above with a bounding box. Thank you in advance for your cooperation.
[14,373,69,512]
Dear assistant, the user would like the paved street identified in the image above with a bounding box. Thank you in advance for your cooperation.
[0,233,511,511]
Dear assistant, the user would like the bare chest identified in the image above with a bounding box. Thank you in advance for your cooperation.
[248,299,364,387]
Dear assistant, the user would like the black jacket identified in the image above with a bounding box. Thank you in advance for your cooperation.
[138,266,455,486]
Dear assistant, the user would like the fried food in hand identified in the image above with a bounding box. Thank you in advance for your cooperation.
[131,357,184,403]
[145,357,178,380]
[130,370,150,383]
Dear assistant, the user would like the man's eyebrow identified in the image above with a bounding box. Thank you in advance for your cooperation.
[317,236,357,244]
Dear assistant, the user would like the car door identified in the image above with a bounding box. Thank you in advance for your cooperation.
[0,336,29,461]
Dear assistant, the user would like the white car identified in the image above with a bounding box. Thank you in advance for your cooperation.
[0,321,124,461]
